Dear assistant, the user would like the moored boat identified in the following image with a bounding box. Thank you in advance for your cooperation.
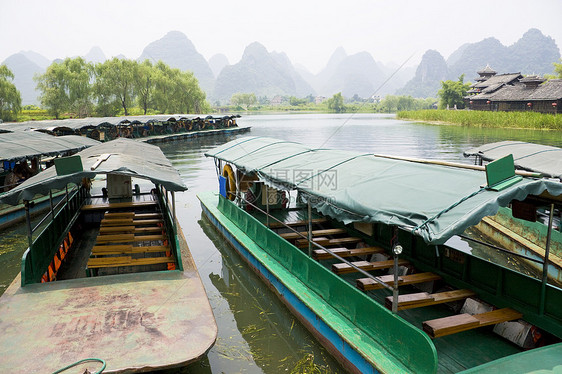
[464,141,562,285]
[0,138,217,373]
[199,136,562,373]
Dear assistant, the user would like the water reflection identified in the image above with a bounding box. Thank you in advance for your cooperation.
[200,216,341,373]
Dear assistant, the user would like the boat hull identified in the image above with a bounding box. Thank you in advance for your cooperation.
[0,221,217,373]
[198,191,438,374]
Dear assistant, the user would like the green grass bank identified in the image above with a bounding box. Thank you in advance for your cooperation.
[397,110,562,130]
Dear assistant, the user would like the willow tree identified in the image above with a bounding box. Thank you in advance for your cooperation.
[152,62,209,114]
[0,65,22,121]
[134,60,154,115]
[35,57,93,118]
[95,58,136,115]
[438,75,471,109]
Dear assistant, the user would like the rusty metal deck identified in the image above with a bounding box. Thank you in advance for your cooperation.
[0,225,217,373]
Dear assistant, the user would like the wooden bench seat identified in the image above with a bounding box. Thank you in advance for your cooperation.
[101,218,133,226]
[82,200,157,211]
[357,272,441,291]
[95,233,166,244]
[91,245,169,255]
[268,218,328,229]
[103,212,162,219]
[422,308,523,338]
[332,259,409,275]
[100,218,164,227]
[313,246,385,260]
[296,236,362,248]
[99,225,136,234]
[103,212,135,219]
[279,228,347,240]
[87,255,175,269]
[99,226,163,234]
[384,289,476,311]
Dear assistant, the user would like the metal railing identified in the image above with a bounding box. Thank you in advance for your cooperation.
[233,190,395,293]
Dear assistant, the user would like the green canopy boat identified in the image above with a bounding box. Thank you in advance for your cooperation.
[200,136,562,374]
[0,138,217,373]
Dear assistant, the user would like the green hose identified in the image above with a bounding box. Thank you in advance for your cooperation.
[52,358,106,374]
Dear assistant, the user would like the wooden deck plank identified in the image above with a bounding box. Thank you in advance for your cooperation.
[332,259,409,275]
[92,245,169,255]
[95,233,166,244]
[384,289,476,310]
[357,272,441,291]
[296,236,362,248]
[279,228,347,240]
[101,218,134,226]
[422,308,522,338]
[132,219,164,225]
[102,212,162,219]
[313,246,385,260]
[99,226,162,234]
[82,200,157,211]
[103,212,135,219]
[268,218,328,228]
[99,225,136,234]
[87,256,175,268]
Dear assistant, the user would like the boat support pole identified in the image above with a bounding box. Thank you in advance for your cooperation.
[539,203,555,315]
[265,187,270,227]
[49,190,54,219]
[308,201,312,257]
[392,244,403,314]
[171,191,176,224]
[24,200,33,248]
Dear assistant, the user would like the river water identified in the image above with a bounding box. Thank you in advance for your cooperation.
[1,113,562,373]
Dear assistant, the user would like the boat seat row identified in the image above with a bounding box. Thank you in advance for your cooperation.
[332,258,410,275]
[313,246,385,260]
[87,210,174,275]
[384,289,476,311]
[99,225,163,234]
[82,200,158,211]
[422,308,522,338]
[357,272,442,291]
[279,228,347,240]
[296,236,362,248]
[267,217,328,229]
[102,212,162,220]
[100,218,164,226]
[87,255,175,268]
[91,244,169,255]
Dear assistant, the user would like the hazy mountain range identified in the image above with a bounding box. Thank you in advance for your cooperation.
[2,28,559,106]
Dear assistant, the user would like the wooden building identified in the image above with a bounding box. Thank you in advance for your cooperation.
[465,66,562,114]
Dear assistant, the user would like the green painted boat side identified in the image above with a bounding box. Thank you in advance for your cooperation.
[0,222,217,373]
[459,342,562,373]
[199,191,439,374]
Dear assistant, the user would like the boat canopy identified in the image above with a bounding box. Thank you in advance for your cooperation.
[0,131,100,162]
[0,138,187,205]
[464,141,562,179]
[206,137,562,244]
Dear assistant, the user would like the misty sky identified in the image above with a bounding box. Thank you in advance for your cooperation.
[1,0,561,73]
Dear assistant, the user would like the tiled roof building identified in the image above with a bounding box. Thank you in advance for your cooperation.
[465,66,561,113]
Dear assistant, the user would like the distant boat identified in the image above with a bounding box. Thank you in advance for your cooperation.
[200,136,562,374]
[0,138,217,373]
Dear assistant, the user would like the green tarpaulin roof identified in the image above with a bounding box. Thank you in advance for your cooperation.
[464,141,562,180]
[0,138,187,205]
[206,136,562,244]
[0,131,100,162]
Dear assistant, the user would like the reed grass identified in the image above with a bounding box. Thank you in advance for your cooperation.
[397,110,562,130]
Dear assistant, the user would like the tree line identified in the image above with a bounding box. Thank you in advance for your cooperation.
[34,57,210,119]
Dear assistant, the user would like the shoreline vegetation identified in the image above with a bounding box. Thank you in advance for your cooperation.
[8,107,562,133]
[397,109,562,130]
